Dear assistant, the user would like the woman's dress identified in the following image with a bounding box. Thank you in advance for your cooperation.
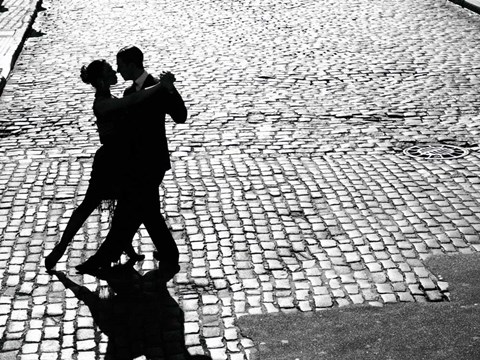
[90,92,130,209]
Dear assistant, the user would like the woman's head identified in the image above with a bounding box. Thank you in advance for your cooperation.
[80,60,118,89]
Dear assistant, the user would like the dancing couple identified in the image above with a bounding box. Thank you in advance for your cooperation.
[45,46,187,281]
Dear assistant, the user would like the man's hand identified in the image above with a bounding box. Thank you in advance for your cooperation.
[159,71,176,92]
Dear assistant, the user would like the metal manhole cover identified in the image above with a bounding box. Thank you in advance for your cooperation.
[403,144,469,160]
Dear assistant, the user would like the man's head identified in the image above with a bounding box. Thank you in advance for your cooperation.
[116,46,144,81]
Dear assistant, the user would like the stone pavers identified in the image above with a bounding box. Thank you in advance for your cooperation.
[1,0,480,358]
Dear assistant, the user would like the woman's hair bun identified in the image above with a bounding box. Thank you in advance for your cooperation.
[80,60,107,86]
[80,65,91,84]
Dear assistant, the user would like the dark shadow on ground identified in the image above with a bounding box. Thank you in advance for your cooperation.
[426,252,480,305]
[26,28,45,38]
[52,264,212,360]
[238,253,480,360]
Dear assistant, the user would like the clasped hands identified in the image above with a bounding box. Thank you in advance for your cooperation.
[159,71,176,92]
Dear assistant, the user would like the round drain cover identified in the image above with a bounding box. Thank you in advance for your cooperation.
[403,144,468,160]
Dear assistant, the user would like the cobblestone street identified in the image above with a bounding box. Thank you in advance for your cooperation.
[1,0,480,358]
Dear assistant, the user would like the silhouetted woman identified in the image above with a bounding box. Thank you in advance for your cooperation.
[45,59,168,272]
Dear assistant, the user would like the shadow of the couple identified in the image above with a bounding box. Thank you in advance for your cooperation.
[52,264,212,360]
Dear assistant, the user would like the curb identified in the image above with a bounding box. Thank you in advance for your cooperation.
[0,0,43,96]
[448,0,480,14]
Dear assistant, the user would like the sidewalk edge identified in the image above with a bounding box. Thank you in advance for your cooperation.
[449,0,480,14]
[0,0,43,96]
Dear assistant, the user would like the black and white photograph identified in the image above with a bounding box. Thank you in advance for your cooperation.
[1,0,480,359]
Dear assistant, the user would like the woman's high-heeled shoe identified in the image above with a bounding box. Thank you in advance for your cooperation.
[45,244,68,272]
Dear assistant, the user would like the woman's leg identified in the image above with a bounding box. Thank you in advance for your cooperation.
[76,195,143,274]
[45,188,101,271]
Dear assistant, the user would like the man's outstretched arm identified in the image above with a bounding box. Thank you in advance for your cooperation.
[166,87,187,124]
[160,72,187,124]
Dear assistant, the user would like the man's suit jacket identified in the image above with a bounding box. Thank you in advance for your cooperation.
[124,74,187,184]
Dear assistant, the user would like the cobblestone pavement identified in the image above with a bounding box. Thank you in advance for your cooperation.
[1,0,480,358]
